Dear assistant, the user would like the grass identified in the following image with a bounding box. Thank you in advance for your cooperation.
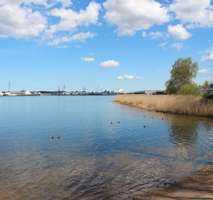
[115,94,213,118]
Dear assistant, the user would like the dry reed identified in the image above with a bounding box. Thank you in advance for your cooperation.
[115,95,213,118]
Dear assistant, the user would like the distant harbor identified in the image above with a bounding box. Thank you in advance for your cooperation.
[0,88,167,97]
[0,90,118,97]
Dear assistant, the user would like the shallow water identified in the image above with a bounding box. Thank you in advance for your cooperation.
[0,96,212,200]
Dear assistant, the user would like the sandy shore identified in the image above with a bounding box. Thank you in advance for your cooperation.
[133,165,213,199]
[115,94,213,118]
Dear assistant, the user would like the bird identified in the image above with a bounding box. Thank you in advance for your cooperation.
[57,136,61,140]
[50,136,54,140]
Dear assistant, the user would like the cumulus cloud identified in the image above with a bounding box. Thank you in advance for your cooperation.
[0,0,99,47]
[104,0,169,36]
[48,2,101,35]
[100,60,120,68]
[0,2,47,39]
[2,0,213,47]
[170,0,213,27]
[82,56,95,62]
[168,24,191,40]
[117,74,142,80]
[48,32,95,46]
[202,47,213,61]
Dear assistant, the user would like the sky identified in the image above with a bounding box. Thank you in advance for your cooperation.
[0,0,213,92]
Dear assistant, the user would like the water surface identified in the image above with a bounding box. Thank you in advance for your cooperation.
[0,96,212,200]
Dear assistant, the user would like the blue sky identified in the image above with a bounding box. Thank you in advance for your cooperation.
[0,0,213,91]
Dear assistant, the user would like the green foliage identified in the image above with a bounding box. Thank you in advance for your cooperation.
[166,58,198,94]
[178,83,200,95]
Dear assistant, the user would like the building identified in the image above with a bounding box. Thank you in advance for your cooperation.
[0,91,4,96]
[202,83,213,98]
[4,91,17,96]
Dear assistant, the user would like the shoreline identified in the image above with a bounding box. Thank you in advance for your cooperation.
[115,94,213,118]
[115,94,213,199]
[134,164,213,199]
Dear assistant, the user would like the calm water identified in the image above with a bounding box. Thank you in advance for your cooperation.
[0,96,212,200]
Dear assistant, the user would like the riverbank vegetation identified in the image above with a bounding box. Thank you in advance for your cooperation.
[115,57,213,117]
[115,95,213,117]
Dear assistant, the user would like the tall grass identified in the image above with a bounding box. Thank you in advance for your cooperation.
[115,95,213,118]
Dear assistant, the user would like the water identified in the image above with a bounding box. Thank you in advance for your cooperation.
[0,96,212,200]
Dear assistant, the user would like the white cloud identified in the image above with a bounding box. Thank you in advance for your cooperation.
[60,0,72,8]
[104,0,169,36]
[117,74,142,80]
[171,42,183,51]
[168,24,191,40]
[100,60,120,68]
[48,2,101,35]
[0,2,47,39]
[142,31,166,39]
[198,68,208,74]
[48,32,95,46]
[170,0,213,27]
[202,47,213,61]
[82,56,95,62]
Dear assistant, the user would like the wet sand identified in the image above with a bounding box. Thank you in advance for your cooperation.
[134,165,213,200]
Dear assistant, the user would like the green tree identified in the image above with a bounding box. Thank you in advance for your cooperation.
[178,83,200,95]
[166,58,198,94]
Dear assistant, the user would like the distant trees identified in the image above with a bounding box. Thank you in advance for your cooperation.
[166,58,199,95]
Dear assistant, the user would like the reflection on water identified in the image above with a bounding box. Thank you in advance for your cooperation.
[0,96,212,200]
[169,118,198,145]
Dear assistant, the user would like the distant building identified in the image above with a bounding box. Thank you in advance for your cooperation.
[0,91,3,96]
[4,92,16,96]
[19,90,32,96]
[201,83,213,98]
[206,84,213,98]
[144,90,165,95]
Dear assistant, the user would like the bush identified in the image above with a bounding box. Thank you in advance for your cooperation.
[178,83,200,96]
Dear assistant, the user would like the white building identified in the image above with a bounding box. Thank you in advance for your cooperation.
[23,90,32,96]
[4,92,17,96]
[0,91,4,96]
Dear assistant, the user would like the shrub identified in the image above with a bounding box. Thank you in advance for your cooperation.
[178,83,200,96]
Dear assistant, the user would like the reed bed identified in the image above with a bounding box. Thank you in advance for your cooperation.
[115,95,213,118]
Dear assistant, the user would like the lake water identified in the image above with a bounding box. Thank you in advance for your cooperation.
[0,96,212,200]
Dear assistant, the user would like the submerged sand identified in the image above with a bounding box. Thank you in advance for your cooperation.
[134,165,213,199]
